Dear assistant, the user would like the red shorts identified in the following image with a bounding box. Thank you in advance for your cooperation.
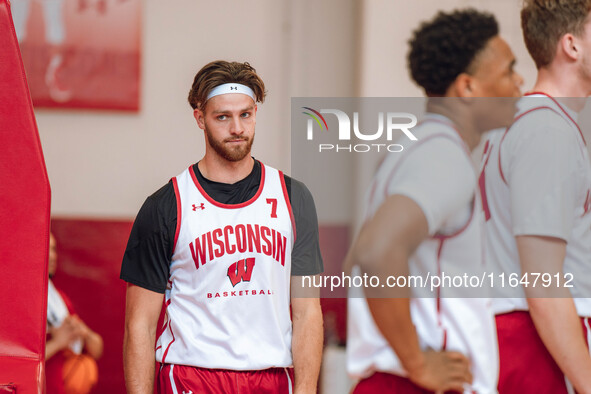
[156,364,294,394]
[496,311,591,394]
[352,371,462,394]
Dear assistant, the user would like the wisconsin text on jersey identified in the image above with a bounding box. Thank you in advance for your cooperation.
[189,223,289,268]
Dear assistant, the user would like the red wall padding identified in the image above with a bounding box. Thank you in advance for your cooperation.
[51,219,132,394]
[318,226,350,344]
[50,220,350,391]
[0,0,51,392]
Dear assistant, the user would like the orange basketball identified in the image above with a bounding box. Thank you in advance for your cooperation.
[62,354,98,394]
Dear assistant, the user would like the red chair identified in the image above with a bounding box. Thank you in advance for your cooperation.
[0,0,51,392]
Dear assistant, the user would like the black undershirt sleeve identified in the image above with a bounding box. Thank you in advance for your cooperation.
[120,160,323,292]
[285,176,324,276]
[120,182,176,293]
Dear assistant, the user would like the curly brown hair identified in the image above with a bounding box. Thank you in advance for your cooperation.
[188,60,267,110]
[408,9,499,96]
[522,0,591,68]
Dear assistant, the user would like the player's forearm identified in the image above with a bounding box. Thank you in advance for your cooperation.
[291,299,323,394]
[528,298,591,394]
[123,284,164,393]
[83,329,104,360]
[123,323,156,394]
[360,236,424,372]
[45,338,66,360]
[366,297,425,375]
[517,236,591,391]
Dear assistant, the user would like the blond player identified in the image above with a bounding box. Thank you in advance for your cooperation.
[480,1,591,393]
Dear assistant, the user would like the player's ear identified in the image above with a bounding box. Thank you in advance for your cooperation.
[450,73,475,99]
[194,107,205,130]
[560,33,579,61]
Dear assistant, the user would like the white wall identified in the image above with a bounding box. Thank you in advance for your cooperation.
[38,0,358,219]
[36,0,584,225]
[358,0,537,97]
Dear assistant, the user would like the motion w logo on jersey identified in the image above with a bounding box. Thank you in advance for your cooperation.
[227,258,255,286]
[208,257,275,299]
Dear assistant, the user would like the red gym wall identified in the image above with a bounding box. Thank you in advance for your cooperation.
[50,219,348,393]
[50,219,131,394]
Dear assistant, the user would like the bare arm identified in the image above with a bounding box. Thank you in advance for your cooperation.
[290,278,323,394]
[123,283,164,394]
[45,316,81,360]
[45,337,66,361]
[517,235,591,394]
[46,314,104,361]
[67,315,104,360]
[82,328,104,360]
[348,195,471,392]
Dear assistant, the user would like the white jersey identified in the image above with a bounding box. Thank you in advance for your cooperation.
[156,163,296,370]
[347,115,498,394]
[481,93,591,316]
[47,279,83,354]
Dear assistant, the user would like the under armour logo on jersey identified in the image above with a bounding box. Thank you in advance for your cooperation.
[227,258,255,287]
[192,203,205,211]
[182,391,193,394]
[230,86,237,90]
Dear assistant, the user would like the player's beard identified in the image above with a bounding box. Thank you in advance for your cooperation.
[205,127,254,162]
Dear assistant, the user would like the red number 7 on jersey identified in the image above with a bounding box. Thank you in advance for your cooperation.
[266,198,278,218]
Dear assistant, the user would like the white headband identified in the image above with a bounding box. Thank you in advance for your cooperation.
[206,83,256,101]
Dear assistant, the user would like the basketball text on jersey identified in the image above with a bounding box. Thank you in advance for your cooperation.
[207,290,275,298]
